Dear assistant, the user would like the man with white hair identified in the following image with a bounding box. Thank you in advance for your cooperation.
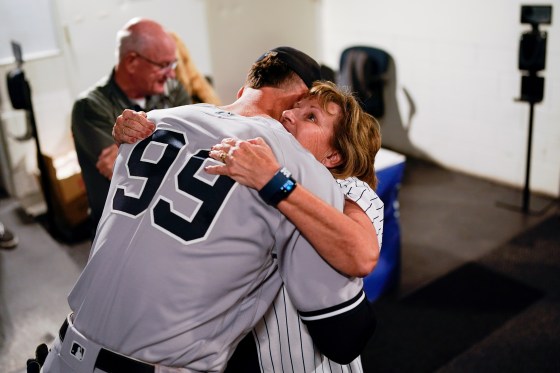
[72,17,190,232]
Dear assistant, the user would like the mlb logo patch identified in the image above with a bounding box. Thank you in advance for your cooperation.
[70,341,86,361]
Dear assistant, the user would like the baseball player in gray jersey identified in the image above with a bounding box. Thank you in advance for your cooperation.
[114,81,383,372]
[206,82,383,372]
[40,48,375,373]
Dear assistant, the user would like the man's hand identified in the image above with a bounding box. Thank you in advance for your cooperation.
[96,144,119,180]
[205,137,281,190]
[113,109,155,144]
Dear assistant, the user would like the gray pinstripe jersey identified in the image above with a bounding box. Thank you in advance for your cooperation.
[253,178,384,373]
[67,104,366,372]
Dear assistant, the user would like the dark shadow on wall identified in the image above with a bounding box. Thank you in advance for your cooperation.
[334,46,431,161]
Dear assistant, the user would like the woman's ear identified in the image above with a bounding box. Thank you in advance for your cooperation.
[321,150,342,168]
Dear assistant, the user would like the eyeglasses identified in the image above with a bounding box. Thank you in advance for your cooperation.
[134,53,178,71]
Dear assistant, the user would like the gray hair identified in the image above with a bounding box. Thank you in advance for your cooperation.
[115,17,159,62]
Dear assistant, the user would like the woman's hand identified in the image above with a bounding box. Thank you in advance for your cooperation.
[207,138,379,277]
[113,109,155,144]
[205,137,281,190]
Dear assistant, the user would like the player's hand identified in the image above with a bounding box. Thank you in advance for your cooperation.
[205,137,281,190]
[113,109,155,144]
[96,143,119,180]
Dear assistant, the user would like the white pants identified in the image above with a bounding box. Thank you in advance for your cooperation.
[41,325,108,373]
[41,317,193,373]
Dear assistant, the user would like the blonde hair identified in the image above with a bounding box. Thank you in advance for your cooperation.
[307,81,382,189]
[169,32,221,105]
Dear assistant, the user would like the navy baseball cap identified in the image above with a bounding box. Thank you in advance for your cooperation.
[256,46,321,88]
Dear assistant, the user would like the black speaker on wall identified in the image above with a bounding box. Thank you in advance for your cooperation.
[520,75,544,103]
[521,5,552,25]
[518,31,547,72]
[517,5,552,104]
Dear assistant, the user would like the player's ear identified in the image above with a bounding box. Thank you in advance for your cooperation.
[321,150,342,168]
[236,86,244,99]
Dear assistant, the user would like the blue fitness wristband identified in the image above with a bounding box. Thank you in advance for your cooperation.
[258,167,297,206]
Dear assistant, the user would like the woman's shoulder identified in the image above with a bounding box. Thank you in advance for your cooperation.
[336,176,371,195]
[336,176,383,208]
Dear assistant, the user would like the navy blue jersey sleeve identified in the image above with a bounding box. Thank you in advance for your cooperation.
[299,290,376,364]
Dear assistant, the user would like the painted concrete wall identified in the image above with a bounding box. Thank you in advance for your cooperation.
[320,0,560,197]
[1,0,558,202]
[205,0,321,102]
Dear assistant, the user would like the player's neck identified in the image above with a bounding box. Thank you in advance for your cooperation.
[220,89,275,120]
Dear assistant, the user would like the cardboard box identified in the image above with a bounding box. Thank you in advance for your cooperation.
[42,150,89,228]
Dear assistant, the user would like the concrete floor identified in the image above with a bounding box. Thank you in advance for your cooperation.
[0,157,557,373]
[396,158,557,297]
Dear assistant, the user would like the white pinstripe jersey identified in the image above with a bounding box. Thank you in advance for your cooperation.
[67,104,372,372]
[252,177,384,373]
